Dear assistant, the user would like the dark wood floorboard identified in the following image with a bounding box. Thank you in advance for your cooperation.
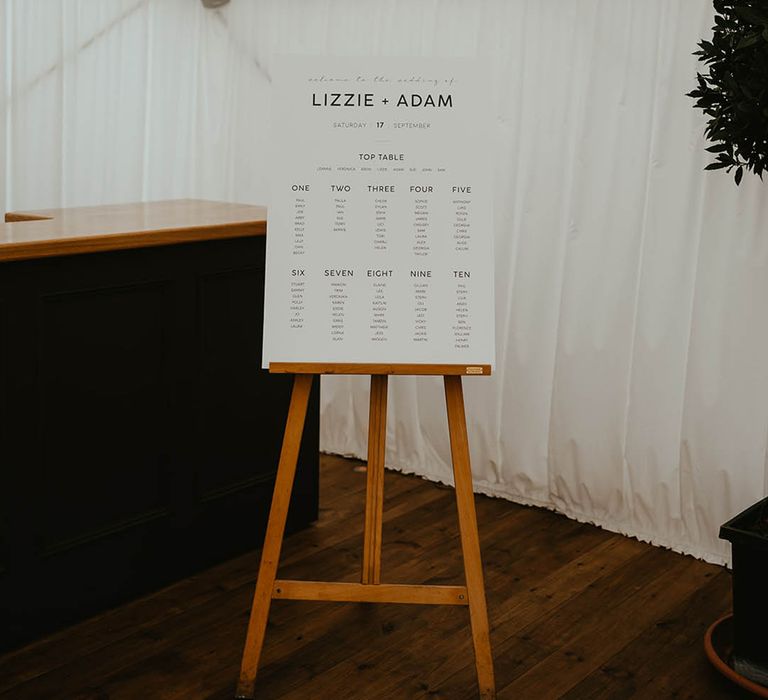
[0,455,739,699]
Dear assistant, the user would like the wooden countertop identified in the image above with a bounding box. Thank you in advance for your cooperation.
[0,199,267,262]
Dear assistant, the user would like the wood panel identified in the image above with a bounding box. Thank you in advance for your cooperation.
[38,280,173,553]
[0,298,7,574]
[0,455,735,700]
[1,200,267,262]
[270,362,492,376]
[196,265,275,499]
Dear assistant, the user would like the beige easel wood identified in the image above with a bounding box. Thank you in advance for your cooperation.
[236,363,496,699]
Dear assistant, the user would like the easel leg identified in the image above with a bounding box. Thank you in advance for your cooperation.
[236,374,314,699]
[362,375,388,584]
[444,375,496,700]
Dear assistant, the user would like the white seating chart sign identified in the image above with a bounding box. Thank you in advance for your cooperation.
[262,56,495,368]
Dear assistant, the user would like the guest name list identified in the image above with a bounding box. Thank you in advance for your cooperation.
[262,56,495,367]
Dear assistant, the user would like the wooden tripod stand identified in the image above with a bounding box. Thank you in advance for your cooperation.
[236,363,496,699]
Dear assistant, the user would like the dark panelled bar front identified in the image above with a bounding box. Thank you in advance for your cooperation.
[0,202,319,650]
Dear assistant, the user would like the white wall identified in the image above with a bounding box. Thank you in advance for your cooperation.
[3,0,767,564]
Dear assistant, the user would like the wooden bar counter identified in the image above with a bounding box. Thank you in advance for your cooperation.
[0,200,319,651]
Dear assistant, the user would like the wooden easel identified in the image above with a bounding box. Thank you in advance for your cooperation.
[236,362,496,699]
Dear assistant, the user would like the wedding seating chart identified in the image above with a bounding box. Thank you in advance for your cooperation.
[262,56,495,368]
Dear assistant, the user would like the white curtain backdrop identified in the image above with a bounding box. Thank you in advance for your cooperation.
[2,0,767,565]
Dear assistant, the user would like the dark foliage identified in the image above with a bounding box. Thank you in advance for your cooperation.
[688,0,768,185]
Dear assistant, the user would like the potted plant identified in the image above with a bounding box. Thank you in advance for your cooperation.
[690,1,768,692]
[688,0,768,185]
[718,503,768,687]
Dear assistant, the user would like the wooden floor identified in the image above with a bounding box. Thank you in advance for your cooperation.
[0,455,746,699]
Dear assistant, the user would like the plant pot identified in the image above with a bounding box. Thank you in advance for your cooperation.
[720,497,768,686]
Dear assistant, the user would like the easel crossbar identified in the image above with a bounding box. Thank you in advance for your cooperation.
[272,580,469,605]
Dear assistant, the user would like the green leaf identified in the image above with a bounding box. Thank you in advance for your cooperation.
[734,6,768,26]
[736,33,762,50]
[690,3,768,184]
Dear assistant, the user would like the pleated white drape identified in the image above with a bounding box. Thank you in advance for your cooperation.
[1,0,275,213]
[2,0,766,565]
